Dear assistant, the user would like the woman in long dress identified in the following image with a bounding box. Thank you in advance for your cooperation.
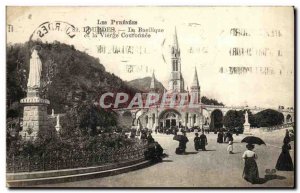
[275,141,294,171]
[283,129,291,144]
[217,131,223,143]
[199,132,207,151]
[242,143,259,184]
[176,132,189,154]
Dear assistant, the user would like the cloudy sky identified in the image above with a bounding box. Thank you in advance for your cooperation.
[7,7,294,108]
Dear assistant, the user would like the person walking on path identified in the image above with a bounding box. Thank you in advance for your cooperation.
[199,132,208,151]
[242,143,259,184]
[227,141,233,154]
[283,129,291,144]
[275,140,294,171]
[217,131,224,143]
[194,133,200,151]
[223,131,227,142]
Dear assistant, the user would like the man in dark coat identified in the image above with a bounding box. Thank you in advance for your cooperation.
[194,133,200,151]
[199,132,208,151]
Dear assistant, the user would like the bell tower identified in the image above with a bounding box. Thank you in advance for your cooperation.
[190,67,200,104]
[168,27,185,92]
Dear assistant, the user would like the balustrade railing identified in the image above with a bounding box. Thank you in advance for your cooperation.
[264,122,294,132]
[7,141,148,173]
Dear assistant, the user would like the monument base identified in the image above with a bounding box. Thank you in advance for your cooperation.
[20,97,50,140]
[243,123,252,135]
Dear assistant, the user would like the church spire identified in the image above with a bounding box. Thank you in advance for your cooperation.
[173,27,179,51]
[168,27,184,92]
[190,67,200,104]
[191,67,200,88]
[150,70,156,92]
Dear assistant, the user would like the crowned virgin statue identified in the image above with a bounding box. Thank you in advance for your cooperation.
[27,49,42,89]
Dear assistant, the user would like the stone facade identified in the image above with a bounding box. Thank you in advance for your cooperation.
[136,29,203,130]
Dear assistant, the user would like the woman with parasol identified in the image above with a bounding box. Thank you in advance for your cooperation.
[241,136,265,184]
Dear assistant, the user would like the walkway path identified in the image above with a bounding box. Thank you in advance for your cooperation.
[38,131,294,188]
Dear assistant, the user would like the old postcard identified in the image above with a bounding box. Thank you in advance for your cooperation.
[6,6,295,188]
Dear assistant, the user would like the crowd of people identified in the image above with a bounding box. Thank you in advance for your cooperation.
[130,126,294,185]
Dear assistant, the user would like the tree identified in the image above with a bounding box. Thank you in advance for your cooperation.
[223,110,245,130]
[254,109,284,127]
[201,96,224,106]
[248,111,258,128]
[79,105,118,136]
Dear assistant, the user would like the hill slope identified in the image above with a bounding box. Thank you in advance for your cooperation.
[126,77,166,93]
[6,41,139,116]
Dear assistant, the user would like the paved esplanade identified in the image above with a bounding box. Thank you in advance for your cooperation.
[41,130,294,187]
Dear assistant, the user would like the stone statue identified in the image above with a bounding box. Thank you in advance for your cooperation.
[56,114,60,126]
[55,114,61,132]
[245,111,249,124]
[27,49,42,89]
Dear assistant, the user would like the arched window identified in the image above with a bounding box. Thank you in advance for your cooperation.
[172,60,176,71]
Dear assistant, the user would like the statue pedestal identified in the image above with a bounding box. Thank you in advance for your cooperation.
[20,97,50,140]
[243,123,252,135]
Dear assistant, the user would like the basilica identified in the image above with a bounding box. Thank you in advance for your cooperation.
[135,29,204,130]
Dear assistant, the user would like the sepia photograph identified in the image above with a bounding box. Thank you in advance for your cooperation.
[5,6,295,188]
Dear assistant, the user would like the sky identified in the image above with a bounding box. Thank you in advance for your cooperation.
[6,6,294,108]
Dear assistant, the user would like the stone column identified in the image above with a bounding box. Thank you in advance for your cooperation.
[199,115,203,129]
[195,114,199,127]
[188,115,192,128]
[148,115,152,129]
[191,114,195,127]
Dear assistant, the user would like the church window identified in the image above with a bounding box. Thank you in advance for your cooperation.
[172,60,176,71]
